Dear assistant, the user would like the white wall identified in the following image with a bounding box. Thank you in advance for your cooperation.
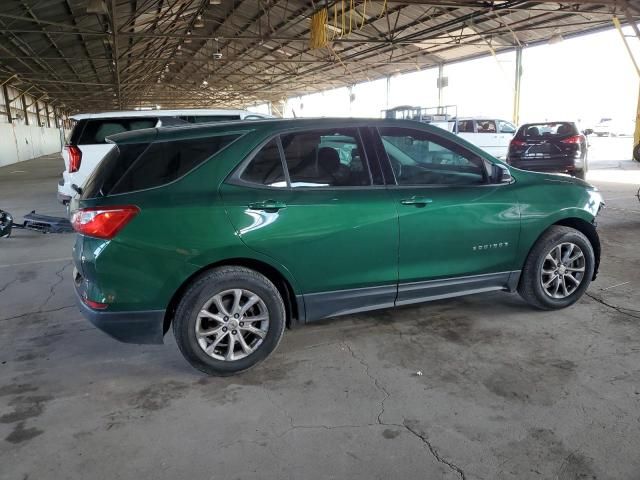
[0,124,63,167]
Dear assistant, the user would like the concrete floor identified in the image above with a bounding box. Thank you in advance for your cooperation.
[1,141,639,480]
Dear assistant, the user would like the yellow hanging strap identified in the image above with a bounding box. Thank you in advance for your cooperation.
[309,7,329,49]
[379,0,387,19]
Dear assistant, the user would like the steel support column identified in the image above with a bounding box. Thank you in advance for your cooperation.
[513,46,523,125]
[44,102,50,127]
[35,100,41,126]
[437,64,445,108]
[386,75,391,109]
[612,16,640,160]
[21,92,29,125]
[2,83,11,123]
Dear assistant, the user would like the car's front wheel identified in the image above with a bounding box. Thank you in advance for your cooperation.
[518,226,595,310]
[173,266,286,376]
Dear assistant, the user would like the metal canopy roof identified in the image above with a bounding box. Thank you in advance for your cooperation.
[0,0,637,114]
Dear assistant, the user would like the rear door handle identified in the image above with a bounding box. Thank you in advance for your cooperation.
[400,196,433,206]
[247,200,287,211]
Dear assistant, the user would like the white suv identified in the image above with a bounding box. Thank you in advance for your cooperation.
[446,118,517,160]
[58,109,269,205]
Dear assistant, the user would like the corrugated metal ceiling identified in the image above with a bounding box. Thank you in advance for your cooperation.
[0,0,636,114]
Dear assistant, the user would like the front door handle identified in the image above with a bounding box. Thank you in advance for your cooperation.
[247,200,287,211]
[400,196,433,206]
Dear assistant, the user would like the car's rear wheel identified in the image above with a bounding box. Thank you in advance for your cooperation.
[518,226,595,310]
[633,143,640,162]
[173,266,286,376]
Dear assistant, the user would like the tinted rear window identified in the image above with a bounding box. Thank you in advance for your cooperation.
[77,118,158,144]
[81,134,241,198]
[519,122,578,138]
[67,119,84,144]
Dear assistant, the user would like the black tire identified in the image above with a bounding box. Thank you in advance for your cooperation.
[633,143,640,162]
[573,169,586,180]
[172,266,286,376]
[518,226,595,310]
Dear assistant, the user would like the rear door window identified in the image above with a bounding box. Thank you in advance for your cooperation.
[476,120,497,133]
[77,118,158,144]
[240,139,287,187]
[280,129,371,187]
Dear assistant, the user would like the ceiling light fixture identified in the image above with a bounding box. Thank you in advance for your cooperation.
[213,37,222,59]
[194,14,205,28]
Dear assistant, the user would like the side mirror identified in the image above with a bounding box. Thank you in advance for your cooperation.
[494,164,513,184]
[583,129,593,136]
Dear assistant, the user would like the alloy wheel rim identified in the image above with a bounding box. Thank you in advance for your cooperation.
[195,289,269,361]
[540,242,586,299]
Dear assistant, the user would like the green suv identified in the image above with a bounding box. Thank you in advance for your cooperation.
[71,118,603,375]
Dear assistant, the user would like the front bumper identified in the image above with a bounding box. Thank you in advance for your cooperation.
[74,286,165,345]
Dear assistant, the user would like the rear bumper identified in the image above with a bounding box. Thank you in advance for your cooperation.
[57,192,72,204]
[57,177,73,204]
[508,159,578,173]
[74,286,165,345]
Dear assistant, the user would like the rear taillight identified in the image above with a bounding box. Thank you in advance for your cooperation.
[560,135,584,145]
[84,299,108,310]
[66,145,82,173]
[72,205,139,240]
[510,139,526,147]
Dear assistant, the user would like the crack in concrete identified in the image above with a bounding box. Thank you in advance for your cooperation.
[0,305,75,323]
[39,261,72,310]
[585,292,640,320]
[0,276,19,295]
[0,261,74,322]
[343,341,466,479]
[342,342,391,424]
[402,421,467,480]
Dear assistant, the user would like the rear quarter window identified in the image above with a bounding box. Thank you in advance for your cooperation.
[109,134,242,195]
[81,133,242,198]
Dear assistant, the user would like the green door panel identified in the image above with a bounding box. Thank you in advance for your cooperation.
[220,183,399,294]
[391,185,521,283]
